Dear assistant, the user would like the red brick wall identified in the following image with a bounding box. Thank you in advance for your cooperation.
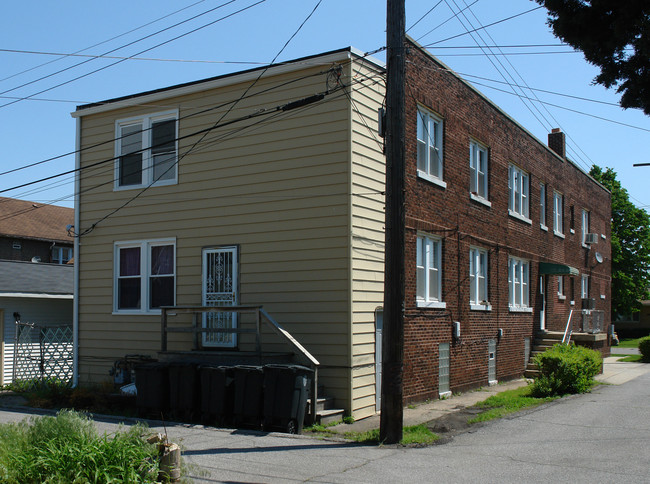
[401,41,611,403]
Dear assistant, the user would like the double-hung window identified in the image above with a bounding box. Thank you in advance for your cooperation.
[553,191,564,236]
[469,247,489,309]
[116,111,178,189]
[508,164,529,221]
[52,246,73,264]
[540,183,547,230]
[416,234,444,308]
[115,239,176,313]
[417,107,444,186]
[469,141,488,203]
[557,275,565,299]
[508,256,530,311]
[581,209,590,246]
[581,274,589,299]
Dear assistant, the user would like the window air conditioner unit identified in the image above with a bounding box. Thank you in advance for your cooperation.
[582,298,596,310]
[584,233,599,245]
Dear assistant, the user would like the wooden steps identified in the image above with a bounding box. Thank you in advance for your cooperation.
[307,394,345,425]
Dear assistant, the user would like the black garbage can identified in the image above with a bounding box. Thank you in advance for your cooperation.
[135,363,169,416]
[168,363,198,420]
[199,366,235,426]
[263,364,313,434]
[233,365,264,429]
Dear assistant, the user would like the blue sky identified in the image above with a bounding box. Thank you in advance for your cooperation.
[1,0,648,210]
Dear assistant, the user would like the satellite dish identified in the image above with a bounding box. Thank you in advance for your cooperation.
[595,252,603,264]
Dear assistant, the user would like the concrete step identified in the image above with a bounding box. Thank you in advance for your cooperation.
[306,396,336,414]
[526,362,539,371]
[524,369,540,378]
[317,408,345,426]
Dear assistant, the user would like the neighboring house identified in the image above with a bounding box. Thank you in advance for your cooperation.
[71,40,611,420]
[0,197,74,264]
[614,303,650,338]
[0,260,73,385]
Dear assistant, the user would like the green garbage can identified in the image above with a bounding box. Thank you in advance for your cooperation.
[263,364,313,434]
[199,366,235,426]
[135,363,169,416]
[233,365,264,429]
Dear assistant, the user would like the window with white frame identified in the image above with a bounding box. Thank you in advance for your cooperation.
[417,107,444,185]
[581,274,589,299]
[557,275,565,298]
[553,191,564,236]
[416,234,444,307]
[115,239,175,313]
[508,256,530,310]
[116,111,178,189]
[469,247,489,308]
[508,164,529,220]
[540,183,547,229]
[582,209,590,246]
[470,141,488,201]
[52,246,73,264]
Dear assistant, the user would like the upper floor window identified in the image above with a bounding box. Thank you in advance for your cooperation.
[508,256,530,311]
[470,247,489,309]
[469,141,488,202]
[557,275,565,299]
[508,164,529,221]
[582,209,590,246]
[417,107,445,187]
[52,246,73,264]
[416,234,444,308]
[116,111,178,190]
[581,274,589,299]
[553,191,564,236]
[114,239,175,313]
[540,183,547,230]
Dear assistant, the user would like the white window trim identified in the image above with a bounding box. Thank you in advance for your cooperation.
[417,107,445,186]
[416,233,446,309]
[581,274,589,299]
[470,192,492,207]
[114,110,179,191]
[469,246,490,310]
[553,191,564,237]
[508,256,531,311]
[581,209,590,248]
[113,238,176,315]
[469,140,489,202]
[508,164,530,222]
[557,276,566,300]
[540,183,547,231]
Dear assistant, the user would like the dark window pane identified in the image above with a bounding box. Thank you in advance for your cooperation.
[150,276,174,308]
[119,247,141,276]
[119,153,143,186]
[151,245,174,275]
[152,119,176,154]
[119,278,141,309]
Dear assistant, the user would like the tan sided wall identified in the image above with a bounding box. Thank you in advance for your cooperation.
[75,50,386,416]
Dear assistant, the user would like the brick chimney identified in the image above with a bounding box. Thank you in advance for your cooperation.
[548,128,566,159]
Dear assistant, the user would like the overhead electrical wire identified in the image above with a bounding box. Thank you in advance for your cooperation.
[0,0,265,109]
[0,0,209,84]
[406,0,445,33]
[414,0,480,43]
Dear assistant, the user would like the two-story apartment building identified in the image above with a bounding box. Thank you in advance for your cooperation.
[71,40,611,420]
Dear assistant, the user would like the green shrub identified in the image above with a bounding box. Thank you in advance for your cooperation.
[0,410,160,483]
[638,336,650,361]
[530,344,602,397]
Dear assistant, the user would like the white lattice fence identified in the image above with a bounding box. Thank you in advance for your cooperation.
[12,322,73,384]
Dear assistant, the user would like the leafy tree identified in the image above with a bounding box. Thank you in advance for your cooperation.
[535,0,650,115]
[589,165,650,317]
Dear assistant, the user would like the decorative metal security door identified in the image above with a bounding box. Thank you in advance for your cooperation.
[202,247,238,348]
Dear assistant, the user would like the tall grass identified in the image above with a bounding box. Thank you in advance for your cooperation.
[0,410,159,483]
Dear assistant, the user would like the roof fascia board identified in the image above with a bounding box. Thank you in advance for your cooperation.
[0,293,73,299]
[72,50,361,118]
[406,35,610,195]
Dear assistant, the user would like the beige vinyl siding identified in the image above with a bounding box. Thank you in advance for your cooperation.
[349,59,386,419]
[76,58,359,408]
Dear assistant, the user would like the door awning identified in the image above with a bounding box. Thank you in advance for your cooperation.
[539,262,579,276]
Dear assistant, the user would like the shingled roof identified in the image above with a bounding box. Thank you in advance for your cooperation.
[0,197,73,244]
[0,260,73,297]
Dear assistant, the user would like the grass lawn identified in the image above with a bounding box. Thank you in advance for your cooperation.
[616,337,647,348]
[612,354,644,362]
[468,385,558,424]
[343,425,439,445]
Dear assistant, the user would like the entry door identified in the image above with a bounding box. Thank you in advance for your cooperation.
[375,308,383,412]
[539,276,546,330]
[202,247,238,348]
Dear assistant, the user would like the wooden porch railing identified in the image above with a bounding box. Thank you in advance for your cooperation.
[160,305,320,424]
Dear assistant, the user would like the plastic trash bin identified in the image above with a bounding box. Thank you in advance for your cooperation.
[135,363,169,416]
[199,366,235,426]
[168,363,198,420]
[263,364,313,434]
[233,365,264,429]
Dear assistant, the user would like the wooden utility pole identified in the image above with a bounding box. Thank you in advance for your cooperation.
[380,0,406,444]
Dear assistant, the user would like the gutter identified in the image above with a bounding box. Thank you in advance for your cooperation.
[73,117,81,386]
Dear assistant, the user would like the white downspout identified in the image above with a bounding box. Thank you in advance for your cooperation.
[73,116,81,387]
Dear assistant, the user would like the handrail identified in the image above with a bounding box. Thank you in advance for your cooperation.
[161,305,320,424]
[562,309,574,344]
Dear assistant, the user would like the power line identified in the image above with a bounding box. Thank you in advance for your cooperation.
[406,0,444,33]
[0,0,264,109]
[415,0,480,42]
[0,0,209,84]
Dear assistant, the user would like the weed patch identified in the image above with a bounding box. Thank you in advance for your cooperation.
[468,386,557,424]
[344,425,438,445]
